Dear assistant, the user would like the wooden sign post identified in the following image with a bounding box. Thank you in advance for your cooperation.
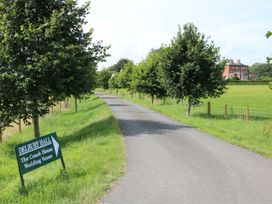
[15,132,66,187]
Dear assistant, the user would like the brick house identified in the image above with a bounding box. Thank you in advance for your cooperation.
[223,59,249,80]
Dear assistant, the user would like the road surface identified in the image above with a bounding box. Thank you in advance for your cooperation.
[98,93,272,204]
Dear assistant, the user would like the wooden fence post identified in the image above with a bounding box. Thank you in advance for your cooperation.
[246,107,250,124]
[65,98,69,109]
[224,104,228,119]
[207,102,211,116]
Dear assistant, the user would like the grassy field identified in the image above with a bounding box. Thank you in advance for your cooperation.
[0,96,125,203]
[108,85,272,157]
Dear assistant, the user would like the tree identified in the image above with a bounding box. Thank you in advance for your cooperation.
[249,63,272,80]
[108,59,134,94]
[118,61,134,90]
[97,68,112,90]
[130,64,145,99]
[109,58,133,72]
[267,31,272,63]
[108,73,121,94]
[133,49,167,104]
[164,23,226,116]
[0,1,108,138]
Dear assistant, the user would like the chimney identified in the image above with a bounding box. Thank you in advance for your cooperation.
[237,59,241,64]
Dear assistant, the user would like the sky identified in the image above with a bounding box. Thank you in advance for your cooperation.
[78,0,272,69]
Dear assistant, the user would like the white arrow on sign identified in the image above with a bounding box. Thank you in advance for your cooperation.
[51,136,59,157]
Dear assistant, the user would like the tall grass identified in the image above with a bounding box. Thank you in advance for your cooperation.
[0,96,125,203]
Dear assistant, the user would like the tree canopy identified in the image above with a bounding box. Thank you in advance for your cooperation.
[117,61,134,90]
[108,73,121,94]
[109,58,133,72]
[97,68,112,90]
[132,49,167,104]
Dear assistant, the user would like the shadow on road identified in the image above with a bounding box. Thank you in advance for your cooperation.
[95,93,121,100]
[118,119,191,137]
[108,104,128,107]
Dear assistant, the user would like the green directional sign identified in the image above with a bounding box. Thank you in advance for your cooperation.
[15,132,66,187]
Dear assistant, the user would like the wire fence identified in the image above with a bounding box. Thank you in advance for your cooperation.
[192,103,272,122]
[109,90,272,122]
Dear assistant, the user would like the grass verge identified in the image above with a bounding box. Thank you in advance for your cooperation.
[105,86,272,158]
[0,96,125,204]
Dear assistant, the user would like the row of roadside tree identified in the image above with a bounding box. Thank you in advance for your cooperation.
[0,1,108,141]
[98,23,226,116]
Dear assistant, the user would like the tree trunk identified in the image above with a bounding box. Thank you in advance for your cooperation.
[187,98,192,117]
[163,97,166,105]
[176,99,179,104]
[19,119,22,134]
[151,95,154,104]
[33,114,40,138]
[75,97,78,112]
[65,98,69,108]
[0,130,2,143]
[138,92,141,99]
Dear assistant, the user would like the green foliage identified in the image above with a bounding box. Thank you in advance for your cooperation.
[0,96,125,203]
[249,63,272,80]
[164,23,226,115]
[269,82,272,90]
[109,74,121,93]
[117,61,134,90]
[132,49,167,103]
[130,64,145,94]
[0,76,23,132]
[227,76,240,81]
[0,1,108,136]
[108,59,134,93]
[109,58,133,72]
[227,80,270,85]
[97,68,112,90]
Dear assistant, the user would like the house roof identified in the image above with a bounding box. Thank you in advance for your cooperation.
[226,59,248,66]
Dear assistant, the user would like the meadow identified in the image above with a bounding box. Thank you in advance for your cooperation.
[0,96,125,203]
[111,85,272,157]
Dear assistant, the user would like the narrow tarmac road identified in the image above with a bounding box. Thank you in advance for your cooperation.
[98,93,272,204]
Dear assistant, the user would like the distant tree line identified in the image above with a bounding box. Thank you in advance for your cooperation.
[249,63,272,80]
[98,23,226,116]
